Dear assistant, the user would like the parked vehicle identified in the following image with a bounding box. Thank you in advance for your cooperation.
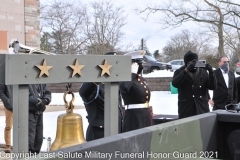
[142,55,172,74]
[166,64,172,70]
[236,61,240,75]
[167,59,184,71]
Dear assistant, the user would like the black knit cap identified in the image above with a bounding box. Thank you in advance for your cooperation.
[184,51,198,64]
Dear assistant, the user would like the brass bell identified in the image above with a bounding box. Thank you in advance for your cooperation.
[50,91,86,151]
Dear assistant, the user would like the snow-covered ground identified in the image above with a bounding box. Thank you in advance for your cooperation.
[0,70,215,152]
[142,69,174,78]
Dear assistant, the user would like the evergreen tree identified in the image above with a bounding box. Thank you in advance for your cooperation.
[138,38,151,56]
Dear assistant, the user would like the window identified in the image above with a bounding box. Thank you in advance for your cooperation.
[172,61,182,65]
[144,55,157,61]
[175,61,182,65]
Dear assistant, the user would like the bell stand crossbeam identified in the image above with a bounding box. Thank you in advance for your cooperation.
[0,54,131,153]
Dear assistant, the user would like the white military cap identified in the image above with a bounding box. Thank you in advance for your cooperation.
[8,38,20,54]
[124,50,145,59]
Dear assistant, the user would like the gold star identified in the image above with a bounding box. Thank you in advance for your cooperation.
[35,59,53,77]
[98,59,113,76]
[68,59,85,77]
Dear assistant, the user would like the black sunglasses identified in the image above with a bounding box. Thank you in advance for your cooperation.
[222,61,229,63]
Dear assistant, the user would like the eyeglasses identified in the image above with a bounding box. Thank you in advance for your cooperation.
[220,60,229,63]
[222,61,229,63]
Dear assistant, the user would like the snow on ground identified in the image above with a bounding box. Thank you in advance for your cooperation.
[143,70,174,78]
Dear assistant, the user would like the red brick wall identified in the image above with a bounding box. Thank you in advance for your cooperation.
[145,77,173,91]
[47,82,82,93]
[47,77,173,93]
[24,0,40,47]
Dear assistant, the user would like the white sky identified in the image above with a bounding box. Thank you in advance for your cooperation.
[102,0,198,53]
[41,0,199,53]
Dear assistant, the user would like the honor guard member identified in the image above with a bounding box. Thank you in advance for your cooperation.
[172,51,217,119]
[119,50,152,132]
[79,52,124,141]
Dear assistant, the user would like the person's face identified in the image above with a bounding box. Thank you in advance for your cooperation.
[187,59,195,65]
[218,57,229,66]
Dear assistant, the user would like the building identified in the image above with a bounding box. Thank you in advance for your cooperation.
[0,0,40,54]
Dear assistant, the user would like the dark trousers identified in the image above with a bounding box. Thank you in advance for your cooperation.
[123,108,151,132]
[86,126,104,141]
[29,112,43,153]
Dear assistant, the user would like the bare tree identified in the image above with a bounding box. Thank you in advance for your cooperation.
[137,0,240,57]
[40,32,52,51]
[162,30,215,62]
[84,0,127,55]
[223,4,240,65]
[40,1,88,54]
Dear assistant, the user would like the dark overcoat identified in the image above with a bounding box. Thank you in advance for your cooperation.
[236,76,240,103]
[212,68,237,110]
[172,66,216,119]
[29,84,51,114]
[28,84,51,153]
[0,84,13,111]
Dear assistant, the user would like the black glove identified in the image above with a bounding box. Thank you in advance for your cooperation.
[205,63,214,73]
[41,99,48,105]
[36,98,47,109]
[186,59,197,72]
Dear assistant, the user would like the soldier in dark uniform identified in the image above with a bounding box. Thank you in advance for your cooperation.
[119,50,152,132]
[79,52,124,141]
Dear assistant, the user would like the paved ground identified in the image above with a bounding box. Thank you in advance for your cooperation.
[0,101,85,159]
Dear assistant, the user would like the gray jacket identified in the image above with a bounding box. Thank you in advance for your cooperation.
[0,84,13,111]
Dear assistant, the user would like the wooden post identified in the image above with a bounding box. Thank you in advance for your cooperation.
[3,54,131,152]
[104,82,119,136]
[12,85,29,153]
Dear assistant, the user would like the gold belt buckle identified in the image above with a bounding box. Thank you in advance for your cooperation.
[145,102,149,108]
